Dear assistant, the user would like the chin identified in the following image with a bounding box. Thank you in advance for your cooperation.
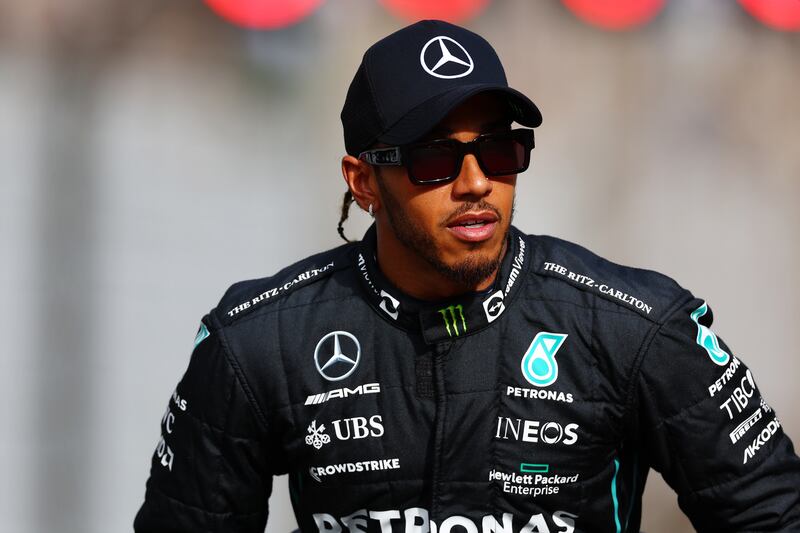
[433,228,508,288]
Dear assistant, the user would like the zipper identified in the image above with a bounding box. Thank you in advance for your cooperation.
[430,340,452,521]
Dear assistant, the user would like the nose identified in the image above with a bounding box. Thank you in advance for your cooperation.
[451,154,492,200]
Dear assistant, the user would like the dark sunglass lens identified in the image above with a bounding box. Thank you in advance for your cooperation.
[409,144,459,182]
[479,135,526,175]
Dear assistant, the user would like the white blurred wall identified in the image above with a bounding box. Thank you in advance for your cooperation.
[1,1,798,532]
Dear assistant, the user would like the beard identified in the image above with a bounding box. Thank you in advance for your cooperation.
[376,178,513,290]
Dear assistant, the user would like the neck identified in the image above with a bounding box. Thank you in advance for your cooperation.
[374,224,507,302]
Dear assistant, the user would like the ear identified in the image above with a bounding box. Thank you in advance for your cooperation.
[341,155,379,215]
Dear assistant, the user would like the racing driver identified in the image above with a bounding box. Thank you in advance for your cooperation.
[134,19,800,533]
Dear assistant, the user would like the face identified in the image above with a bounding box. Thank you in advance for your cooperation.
[375,93,518,288]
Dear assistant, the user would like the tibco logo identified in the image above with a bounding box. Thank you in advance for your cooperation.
[719,369,756,420]
[305,383,380,406]
[495,417,579,446]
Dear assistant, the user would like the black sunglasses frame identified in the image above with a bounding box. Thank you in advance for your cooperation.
[358,128,535,185]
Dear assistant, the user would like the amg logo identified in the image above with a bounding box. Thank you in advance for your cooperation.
[305,383,380,405]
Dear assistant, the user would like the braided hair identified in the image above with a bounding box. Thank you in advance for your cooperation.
[338,159,383,242]
[337,190,356,242]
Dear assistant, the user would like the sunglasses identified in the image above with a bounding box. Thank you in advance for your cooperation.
[358,128,534,185]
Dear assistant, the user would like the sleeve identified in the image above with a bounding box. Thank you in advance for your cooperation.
[133,313,273,533]
[636,296,800,532]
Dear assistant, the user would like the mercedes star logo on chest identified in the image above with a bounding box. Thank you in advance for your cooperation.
[420,36,474,79]
[314,331,361,381]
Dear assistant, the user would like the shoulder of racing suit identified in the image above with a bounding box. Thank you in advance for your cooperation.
[213,240,358,328]
[524,232,694,325]
[211,229,697,331]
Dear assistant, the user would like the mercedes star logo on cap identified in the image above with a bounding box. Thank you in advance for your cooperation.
[420,36,474,79]
[314,331,361,381]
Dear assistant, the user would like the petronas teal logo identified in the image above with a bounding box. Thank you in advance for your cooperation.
[521,332,568,387]
[194,322,210,348]
[439,304,467,337]
[690,302,730,366]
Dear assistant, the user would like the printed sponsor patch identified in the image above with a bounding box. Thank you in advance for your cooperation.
[540,260,654,316]
[690,302,730,366]
[227,262,335,318]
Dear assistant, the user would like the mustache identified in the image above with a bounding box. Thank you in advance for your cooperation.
[443,200,502,225]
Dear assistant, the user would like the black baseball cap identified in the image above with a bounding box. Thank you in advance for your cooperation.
[341,19,542,156]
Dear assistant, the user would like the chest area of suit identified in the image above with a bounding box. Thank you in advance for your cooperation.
[270,300,630,507]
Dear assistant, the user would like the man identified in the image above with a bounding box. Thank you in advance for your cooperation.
[134,20,800,533]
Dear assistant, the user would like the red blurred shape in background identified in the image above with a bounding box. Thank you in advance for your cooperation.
[204,0,325,29]
[561,0,666,30]
[380,0,490,24]
[739,0,800,31]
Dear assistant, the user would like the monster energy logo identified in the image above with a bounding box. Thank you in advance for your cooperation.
[439,304,467,337]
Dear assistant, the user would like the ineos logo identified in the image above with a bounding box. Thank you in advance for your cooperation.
[419,36,474,79]
[314,331,361,381]
[495,417,579,446]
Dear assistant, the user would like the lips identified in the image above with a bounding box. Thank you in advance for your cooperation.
[446,211,499,243]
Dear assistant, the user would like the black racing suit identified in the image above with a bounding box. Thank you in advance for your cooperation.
[134,225,800,532]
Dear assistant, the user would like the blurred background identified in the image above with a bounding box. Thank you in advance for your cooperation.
[1,0,798,532]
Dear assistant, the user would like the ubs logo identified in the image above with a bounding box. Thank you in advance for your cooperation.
[305,416,385,450]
